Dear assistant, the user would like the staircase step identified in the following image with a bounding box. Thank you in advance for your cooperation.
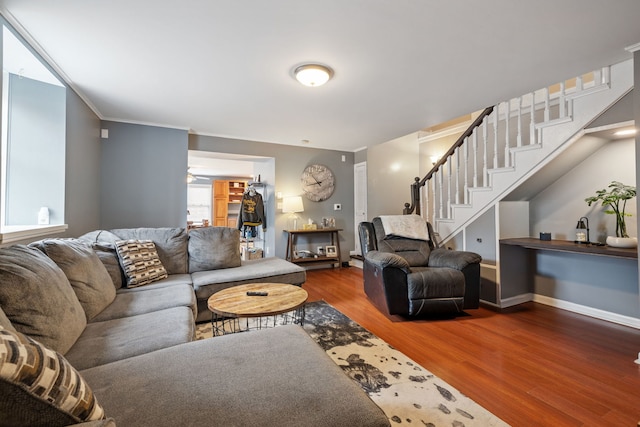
[511,143,542,153]
[487,167,515,175]
[468,186,492,192]
[535,116,572,130]
[450,204,472,209]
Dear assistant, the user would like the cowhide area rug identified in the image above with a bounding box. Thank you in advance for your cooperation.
[196,300,509,427]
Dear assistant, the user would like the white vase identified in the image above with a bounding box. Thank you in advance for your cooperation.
[605,236,638,248]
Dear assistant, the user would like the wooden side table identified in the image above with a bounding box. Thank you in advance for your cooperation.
[284,228,342,268]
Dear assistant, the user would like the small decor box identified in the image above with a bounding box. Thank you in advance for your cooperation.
[241,246,263,260]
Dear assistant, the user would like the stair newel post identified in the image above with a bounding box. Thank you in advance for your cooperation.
[493,104,499,169]
[504,100,511,168]
[529,91,536,146]
[403,177,421,215]
[463,137,469,205]
[482,115,488,187]
[413,177,421,215]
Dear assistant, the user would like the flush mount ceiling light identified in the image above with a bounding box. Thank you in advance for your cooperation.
[294,64,333,87]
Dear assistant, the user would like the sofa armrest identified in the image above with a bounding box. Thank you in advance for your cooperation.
[364,250,411,273]
[428,248,481,270]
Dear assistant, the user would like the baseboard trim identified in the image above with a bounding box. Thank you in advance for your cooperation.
[495,293,640,329]
[533,294,640,330]
[500,293,534,308]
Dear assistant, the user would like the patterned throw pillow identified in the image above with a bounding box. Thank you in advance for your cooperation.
[0,326,105,425]
[115,239,168,287]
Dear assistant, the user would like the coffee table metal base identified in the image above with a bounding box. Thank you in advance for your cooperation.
[211,306,305,336]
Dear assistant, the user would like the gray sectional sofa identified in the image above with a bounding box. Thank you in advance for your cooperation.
[0,226,390,427]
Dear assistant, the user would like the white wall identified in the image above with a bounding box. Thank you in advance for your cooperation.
[366,132,419,218]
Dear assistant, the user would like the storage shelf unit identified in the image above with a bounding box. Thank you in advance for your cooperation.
[213,180,246,227]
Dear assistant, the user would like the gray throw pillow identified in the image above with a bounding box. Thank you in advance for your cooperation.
[31,239,116,320]
[188,227,241,272]
[0,245,86,354]
[91,242,125,290]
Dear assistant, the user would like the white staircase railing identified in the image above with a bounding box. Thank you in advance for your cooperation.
[404,65,623,241]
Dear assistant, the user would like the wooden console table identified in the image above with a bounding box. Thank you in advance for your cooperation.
[284,228,342,267]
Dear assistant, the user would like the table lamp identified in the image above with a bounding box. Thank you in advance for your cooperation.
[283,196,304,230]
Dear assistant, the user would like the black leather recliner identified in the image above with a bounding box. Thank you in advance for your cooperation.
[359,216,481,317]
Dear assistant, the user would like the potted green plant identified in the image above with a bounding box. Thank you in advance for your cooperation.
[585,180,637,248]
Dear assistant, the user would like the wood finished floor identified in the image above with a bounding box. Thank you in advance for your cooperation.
[303,266,640,427]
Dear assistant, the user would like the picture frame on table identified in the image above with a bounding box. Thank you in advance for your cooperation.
[325,245,337,257]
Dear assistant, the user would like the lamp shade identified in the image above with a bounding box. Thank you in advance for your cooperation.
[282,196,304,213]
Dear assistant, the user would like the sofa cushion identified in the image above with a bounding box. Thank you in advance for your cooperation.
[30,239,116,321]
[65,307,194,370]
[109,228,188,274]
[188,226,241,272]
[191,257,306,322]
[91,243,125,290]
[79,325,390,427]
[91,283,196,322]
[115,240,168,288]
[0,245,86,354]
[0,327,105,426]
[115,273,193,293]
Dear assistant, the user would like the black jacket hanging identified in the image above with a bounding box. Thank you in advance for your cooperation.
[237,190,266,231]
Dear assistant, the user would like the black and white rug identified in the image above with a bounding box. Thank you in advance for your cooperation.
[196,301,508,426]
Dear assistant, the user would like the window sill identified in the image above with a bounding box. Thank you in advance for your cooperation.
[0,224,68,244]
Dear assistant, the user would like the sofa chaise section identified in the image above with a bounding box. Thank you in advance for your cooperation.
[80,325,390,427]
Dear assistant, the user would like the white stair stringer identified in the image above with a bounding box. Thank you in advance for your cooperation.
[434,59,633,242]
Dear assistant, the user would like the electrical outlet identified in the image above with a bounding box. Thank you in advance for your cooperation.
[334,203,341,211]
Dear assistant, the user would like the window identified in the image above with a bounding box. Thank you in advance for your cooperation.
[187,183,212,224]
[1,20,67,243]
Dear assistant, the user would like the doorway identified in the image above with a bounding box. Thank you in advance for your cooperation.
[187,151,276,257]
[353,161,367,255]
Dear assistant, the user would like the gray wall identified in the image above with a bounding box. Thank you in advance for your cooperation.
[63,89,102,237]
[189,135,354,262]
[528,138,638,318]
[100,121,188,229]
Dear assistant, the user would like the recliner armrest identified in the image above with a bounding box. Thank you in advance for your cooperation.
[364,250,411,273]
[428,248,481,270]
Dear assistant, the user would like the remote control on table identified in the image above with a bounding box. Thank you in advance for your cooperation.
[246,291,268,296]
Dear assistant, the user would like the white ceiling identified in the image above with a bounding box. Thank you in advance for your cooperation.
[1,1,640,152]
